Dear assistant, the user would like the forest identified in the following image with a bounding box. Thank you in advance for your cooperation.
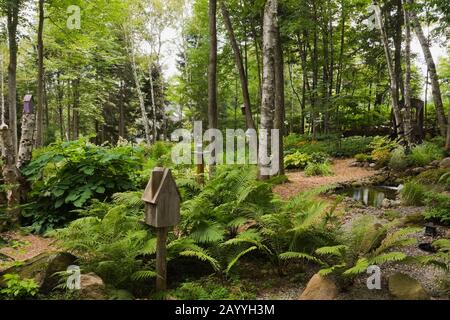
[0,0,449,302]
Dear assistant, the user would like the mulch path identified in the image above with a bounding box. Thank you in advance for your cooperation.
[273,159,377,200]
[0,231,55,271]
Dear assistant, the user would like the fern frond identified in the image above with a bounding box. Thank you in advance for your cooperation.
[179,249,221,272]
[369,252,407,265]
[343,258,369,276]
[279,252,323,264]
[226,246,258,275]
[315,245,348,257]
[131,270,157,281]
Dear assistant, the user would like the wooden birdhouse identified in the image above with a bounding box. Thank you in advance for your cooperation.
[142,167,181,228]
[23,95,34,114]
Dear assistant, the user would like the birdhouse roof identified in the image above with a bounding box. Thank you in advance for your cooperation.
[24,94,33,102]
[142,169,181,204]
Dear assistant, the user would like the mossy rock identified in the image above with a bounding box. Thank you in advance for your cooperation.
[388,273,429,300]
[0,252,77,293]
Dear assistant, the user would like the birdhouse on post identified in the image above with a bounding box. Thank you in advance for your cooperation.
[23,95,34,114]
[142,167,181,227]
[142,167,181,292]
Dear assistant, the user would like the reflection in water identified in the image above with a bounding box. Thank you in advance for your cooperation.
[340,186,397,208]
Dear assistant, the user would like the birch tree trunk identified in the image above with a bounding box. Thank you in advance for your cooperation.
[407,0,447,138]
[149,63,158,143]
[259,0,277,180]
[17,110,36,170]
[373,1,403,138]
[127,34,152,144]
[0,124,20,230]
[403,0,413,147]
[220,0,255,130]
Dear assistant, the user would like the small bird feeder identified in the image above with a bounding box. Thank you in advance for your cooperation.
[142,167,181,292]
[23,94,34,114]
[424,222,437,237]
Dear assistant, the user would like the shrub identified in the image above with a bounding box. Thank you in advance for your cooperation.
[284,152,311,169]
[22,138,144,232]
[355,153,372,163]
[400,181,426,206]
[0,274,39,299]
[423,192,450,225]
[370,136,397,166]
[304,162,333,177]
[309,152,331,164]
[409,143,444,167]
[389,147,410,171]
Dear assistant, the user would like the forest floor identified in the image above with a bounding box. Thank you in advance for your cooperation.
[273,158,376,200]
[0,231,55,272]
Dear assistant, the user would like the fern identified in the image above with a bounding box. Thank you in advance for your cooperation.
[225,246,258,275]
[131,270,157,281]
[279,252,323,264]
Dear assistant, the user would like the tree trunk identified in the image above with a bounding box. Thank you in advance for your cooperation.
[119,81,126,138]
[259,0,277,180]
[149,63,158,142]
[6,0,21,157]
[17,108,36,170]
[220,1,255,130]
[127,35,152,144]
[274,26,285,175]
[72,79,80,140]
[403,0,413,147]
[373,1,403,138]
[208,0,218,174]
[407,0,447,138]
[35,0,45,147]
[0,124,20,230]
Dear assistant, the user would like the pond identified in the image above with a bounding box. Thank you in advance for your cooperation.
[338,186,399,208]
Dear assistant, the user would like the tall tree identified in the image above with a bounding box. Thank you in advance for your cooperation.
[220,0,255,130]
[373,1,403,139]
[403,0,413,146]
[35,0,45,147]
[5,0,22,156]
[274,26,285,175]
[208,0,218,173]
[407,0,447,138]
[259,0,277,180]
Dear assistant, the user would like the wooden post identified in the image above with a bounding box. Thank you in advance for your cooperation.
[142,167,181,293]
[156,227,168,292]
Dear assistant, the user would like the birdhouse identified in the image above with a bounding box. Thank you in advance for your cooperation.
[23,95,34,114]
[142,167,181,228]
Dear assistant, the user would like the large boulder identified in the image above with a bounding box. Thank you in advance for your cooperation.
[79,273,106,300]
[0,252,77,293]
[299,273,339,300]
[439,157,450,169]
[388,273,429,300]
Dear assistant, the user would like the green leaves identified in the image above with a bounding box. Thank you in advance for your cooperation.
[23,138,144,232]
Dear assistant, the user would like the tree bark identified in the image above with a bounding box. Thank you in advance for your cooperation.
[0,124,20,230]
[17,108,36,170]
[208,0,218,174]
[407,0,447,138]
[403,0,413,147]
[274,26,285,175]
[127,33,152,144]
[6,0,21,157]
[220,0,255,130]
[35,0,45,147]
[149,63,158,142]
[373,1,403,139]
[259,0,277,180]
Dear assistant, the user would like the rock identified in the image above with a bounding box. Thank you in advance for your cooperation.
[388,273,429,300]
[299,273,338,300]
[429,160,440,168]
[381,198,392,208]
[412,167,426,174]
[369,163,376,168]
[439,157,450,169]
[349,161,359,167]
[0,252,77,292]
[445,229,450,239]
[79,273,106,300]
